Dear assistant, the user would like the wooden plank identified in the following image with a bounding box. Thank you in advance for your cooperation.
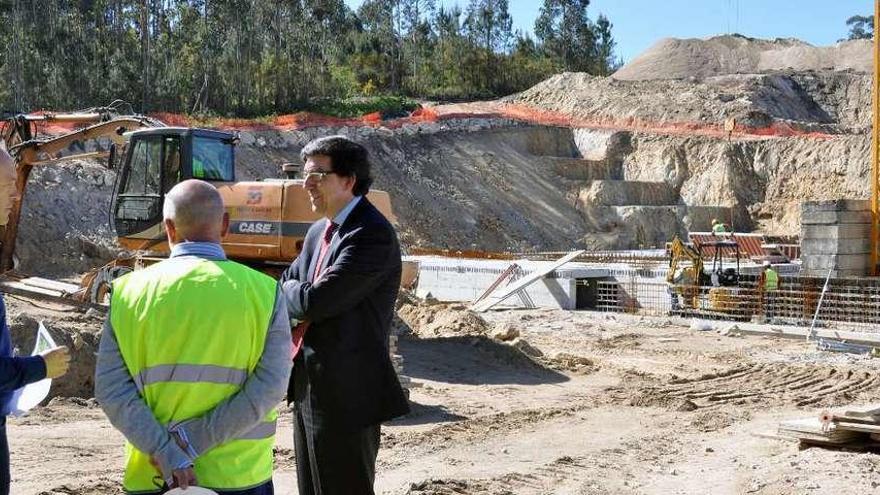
[843,404,880,418]
[0,280,64,297]
[472,263,519,305]
[471,250,586,312]
[835,422,880,434]
[820,409,880,426]
[0,280,106,312]
[21,277,81,293]
[778,418,865,445]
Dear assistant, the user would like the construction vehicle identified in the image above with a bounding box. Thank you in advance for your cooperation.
[667,235,748,317]
[1,104,395,303]
[667,236,705,310]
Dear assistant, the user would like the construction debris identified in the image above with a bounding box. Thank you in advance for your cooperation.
[816,338,877,356]
[780,404,880,449]
[470,250,586,312]
[491,323,520,342]
[778,417,865,446]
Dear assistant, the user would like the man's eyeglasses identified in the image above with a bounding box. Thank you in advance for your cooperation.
[303,170,337,182]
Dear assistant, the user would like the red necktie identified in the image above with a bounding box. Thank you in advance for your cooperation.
[291,221,338,359]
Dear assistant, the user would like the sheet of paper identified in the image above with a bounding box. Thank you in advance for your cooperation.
[8,321,56,416]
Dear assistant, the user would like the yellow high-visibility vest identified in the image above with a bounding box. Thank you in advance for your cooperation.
[764,268,779,290]
[111,257,277,493]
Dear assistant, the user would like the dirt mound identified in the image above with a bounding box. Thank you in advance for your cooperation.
[7,305,103,399]
[17,396,103,425]
[407,479,501,495]
[545,352,597,374]
[18,161,121,276]
[397,299,491,338]
[37,481,122,495]
[689,409,752,432]
[511,70,867,133]
[613,35,871,81]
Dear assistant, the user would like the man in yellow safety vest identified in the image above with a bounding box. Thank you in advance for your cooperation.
[96,180,291,494]
[761,261,779,290]
[759,260,779,321]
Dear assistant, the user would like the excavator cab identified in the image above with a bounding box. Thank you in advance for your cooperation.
[111,128,236,238]
[706,239,741,287]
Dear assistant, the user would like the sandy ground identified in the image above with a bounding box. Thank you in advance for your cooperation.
[8,304,880,495]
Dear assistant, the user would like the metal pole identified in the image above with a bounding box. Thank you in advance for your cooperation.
[807,268,834,342]
[871,0,880,275]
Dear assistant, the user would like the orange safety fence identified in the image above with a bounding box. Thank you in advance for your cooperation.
[21,102,833,140]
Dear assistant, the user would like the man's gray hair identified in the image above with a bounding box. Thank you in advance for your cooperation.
[163,179,225,235]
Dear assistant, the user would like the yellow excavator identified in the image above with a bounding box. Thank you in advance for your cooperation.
[667,236,704,310]
[667,235,746,316]
[1,104,395,303]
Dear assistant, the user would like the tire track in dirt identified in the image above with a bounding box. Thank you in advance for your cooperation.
[383,401,596,456]
[404,455,618,494]
[628,363,880,410]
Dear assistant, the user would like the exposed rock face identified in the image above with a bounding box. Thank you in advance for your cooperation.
[11,35,875,276]
[14,121,872,276]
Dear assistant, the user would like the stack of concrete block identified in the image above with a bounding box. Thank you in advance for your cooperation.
[800,200,872,278]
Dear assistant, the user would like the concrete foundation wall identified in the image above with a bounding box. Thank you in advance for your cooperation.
[410,256,608,309]
[410,256,799,311]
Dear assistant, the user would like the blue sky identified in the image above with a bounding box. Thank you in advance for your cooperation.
[342,0,873,63]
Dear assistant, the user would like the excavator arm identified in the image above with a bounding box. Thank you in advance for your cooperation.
[668,236,704,308]
[1,107,161,272]
[667,236,703,283]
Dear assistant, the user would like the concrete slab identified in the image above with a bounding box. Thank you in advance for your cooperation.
[801,210,872,225]
[800,237,871,255]
[801,223,872,240]
[801,254,870,271]
[801,199,870,214]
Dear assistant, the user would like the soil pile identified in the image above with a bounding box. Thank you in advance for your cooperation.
[613,35,871,81]
[396,297,490,338]
[511,69,870,133]
[5,298,103,399]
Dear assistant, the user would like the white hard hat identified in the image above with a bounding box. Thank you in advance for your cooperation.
[165,488,218,495]
[762,260,771,267]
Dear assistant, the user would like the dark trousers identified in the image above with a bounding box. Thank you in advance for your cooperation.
[293,403,380,495]
[0,417,8,495]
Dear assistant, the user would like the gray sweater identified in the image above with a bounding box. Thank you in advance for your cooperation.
[94,243,292,483]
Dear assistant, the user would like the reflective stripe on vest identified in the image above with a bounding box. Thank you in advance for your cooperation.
[111,258,278,492]
[133,364,248,393]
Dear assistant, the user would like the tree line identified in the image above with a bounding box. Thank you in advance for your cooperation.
[0,0,619,118]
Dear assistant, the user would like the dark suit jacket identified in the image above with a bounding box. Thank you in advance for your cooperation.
[280,197,409,430]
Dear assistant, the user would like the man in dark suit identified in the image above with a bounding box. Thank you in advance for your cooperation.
[280,135,409,495]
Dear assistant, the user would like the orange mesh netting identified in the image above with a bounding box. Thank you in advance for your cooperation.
[23,102,832,140]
